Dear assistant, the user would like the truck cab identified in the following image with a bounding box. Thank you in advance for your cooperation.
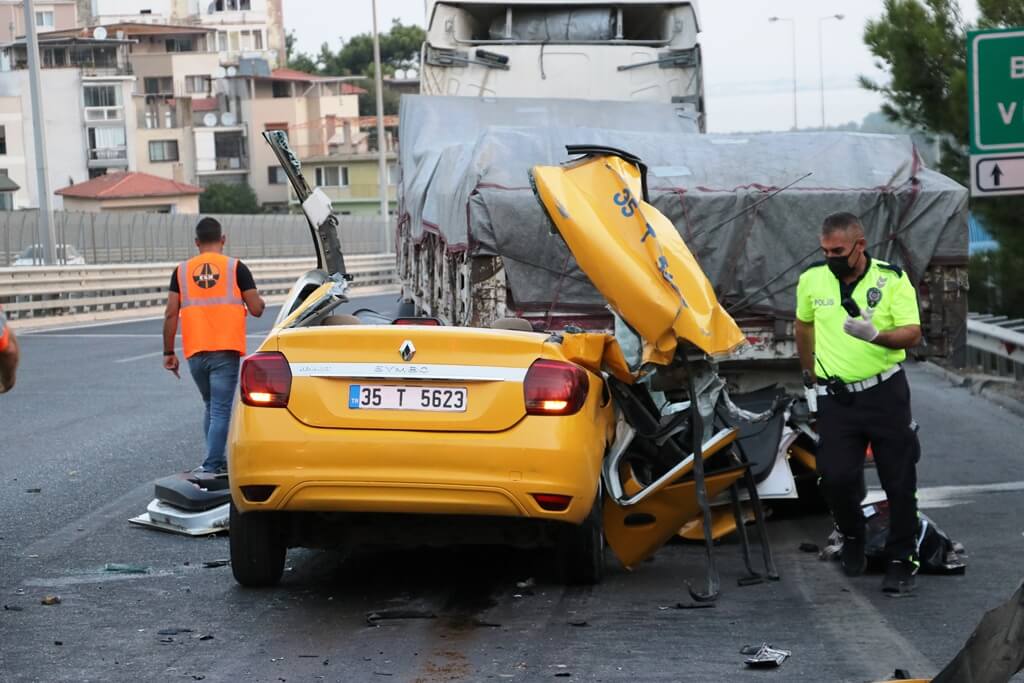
[421,0,705,129]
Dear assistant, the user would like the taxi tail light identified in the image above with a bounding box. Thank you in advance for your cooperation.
[532,493,573,511]
[523,359,588,416]
[241,352,291,407]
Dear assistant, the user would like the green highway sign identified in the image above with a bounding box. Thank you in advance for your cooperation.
[969,28,1024,196]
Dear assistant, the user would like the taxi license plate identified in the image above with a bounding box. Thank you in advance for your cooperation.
[348,385,468,412]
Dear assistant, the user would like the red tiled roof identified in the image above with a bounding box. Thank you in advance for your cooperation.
[56,172,203,200]
[267,68,367,94]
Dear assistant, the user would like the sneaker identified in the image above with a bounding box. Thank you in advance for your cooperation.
[840,536,867,577]
[882,560,918,594]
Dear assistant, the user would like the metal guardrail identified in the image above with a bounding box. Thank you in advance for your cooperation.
[966,313,1024,381]
[1,255,398,327]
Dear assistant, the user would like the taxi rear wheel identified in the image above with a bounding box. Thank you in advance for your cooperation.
[556,494,605,585]
[230,502,286,587]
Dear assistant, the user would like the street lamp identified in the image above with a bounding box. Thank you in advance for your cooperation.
[768,16,797,131]
[371,0,391,252]
[818,14,845,129]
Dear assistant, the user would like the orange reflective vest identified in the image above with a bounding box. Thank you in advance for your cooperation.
[177,252,247,358]
[0,306,9,353]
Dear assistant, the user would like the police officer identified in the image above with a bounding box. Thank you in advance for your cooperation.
[795,212,923,594]
[163,217,265,473]
[0,304,18,393]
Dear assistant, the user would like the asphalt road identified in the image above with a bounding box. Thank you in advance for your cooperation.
[2,299,1023,683]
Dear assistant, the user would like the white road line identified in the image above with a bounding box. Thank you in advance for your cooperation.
[114,351,166,363]
[866,480,1024,509]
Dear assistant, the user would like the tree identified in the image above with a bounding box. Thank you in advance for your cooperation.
[199,183,261,215]
[286,30,317,73]
[293,20,426,78]
[861,0,1024,314]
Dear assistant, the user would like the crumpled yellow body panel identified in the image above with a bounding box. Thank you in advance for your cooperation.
[532,155,745,364]
[604,465,745,569]
[559,332,635,385]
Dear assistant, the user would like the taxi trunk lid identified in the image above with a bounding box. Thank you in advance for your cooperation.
[275,326,548,432]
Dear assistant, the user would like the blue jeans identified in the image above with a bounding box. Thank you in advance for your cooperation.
[188,351,241,472]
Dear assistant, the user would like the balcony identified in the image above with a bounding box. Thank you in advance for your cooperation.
[88,147,129,163]
[84,106,124,123]
[214,155,249,171]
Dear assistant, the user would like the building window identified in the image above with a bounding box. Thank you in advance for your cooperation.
[254,30,263,50]
[213,0,251,10]
[0,126,7,155]
[185,75,211,95]
[83,85,119,108]
[272,81,291,98]
[315,166,349,187]
[240,30,253,51]
[387,163,399,185]
[165,38,195,53]
[229,31,240,52]
[143,77,173,96]
[88,127,127,160]
[149,140,179,162]
[35,11,54,28]
[217,31,228,52]
[268,166,287,185]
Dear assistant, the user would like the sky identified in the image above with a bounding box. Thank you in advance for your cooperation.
[284,0,980,134]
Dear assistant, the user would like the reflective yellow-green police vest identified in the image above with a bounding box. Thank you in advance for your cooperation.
[796,255,920,383]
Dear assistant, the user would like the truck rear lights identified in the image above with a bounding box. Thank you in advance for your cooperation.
[523,359,589,415]
[532,493,573,511]
[241,352,291,407]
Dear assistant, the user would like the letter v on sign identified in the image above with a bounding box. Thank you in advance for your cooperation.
[999,101,1019,125]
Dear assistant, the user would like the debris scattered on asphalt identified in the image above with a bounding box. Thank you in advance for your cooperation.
[157,628,193,636]
[474,620,502,628]
[201,560,229,568]
[3,604,23,611]
[372,673,393,677]
[891,669,913,680]
[159,637,174,644]
[25,488,41,493]
[298,654,319,658]
[798,542,820,553]
[568,620,589,627]
[40,595,60,606]
[365,609,437,626]
[197,634,214,641]
[54,641,62,646]
[674,602,715,610]
[191,676,206,681]
[741,643,791,668]
[554,674,571,678]
[270,657,285,662]
[516,578,535,589]
[104,563,149,574]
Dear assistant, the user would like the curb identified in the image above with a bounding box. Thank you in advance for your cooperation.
[919,361,1024,421]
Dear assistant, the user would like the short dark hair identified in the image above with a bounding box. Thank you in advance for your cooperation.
[195,217,222,244]
[821,212,863,237]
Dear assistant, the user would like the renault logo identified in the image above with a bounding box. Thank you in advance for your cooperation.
[399,340,416,362]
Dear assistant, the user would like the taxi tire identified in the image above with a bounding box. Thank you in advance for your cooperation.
[556,495,605,585]
[229,502,286,587]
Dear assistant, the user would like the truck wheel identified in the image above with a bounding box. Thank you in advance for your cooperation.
[229,502,286,587]
[556,495,605,585]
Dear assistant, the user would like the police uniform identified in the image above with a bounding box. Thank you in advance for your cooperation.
[796,254,921,565]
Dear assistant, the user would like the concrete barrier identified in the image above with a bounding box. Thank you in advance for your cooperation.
[2,254,398,330]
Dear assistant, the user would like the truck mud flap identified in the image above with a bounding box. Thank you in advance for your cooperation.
[604,463,746,569]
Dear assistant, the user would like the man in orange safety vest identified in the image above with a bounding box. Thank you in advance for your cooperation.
[162,217,265,473]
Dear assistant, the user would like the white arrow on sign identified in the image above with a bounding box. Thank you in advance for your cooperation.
[974,155,1024,193]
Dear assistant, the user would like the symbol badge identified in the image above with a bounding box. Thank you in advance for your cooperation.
[866,287,883,308]
[192,262,221,289]
[876,276,888,289]
[399,340,416,362]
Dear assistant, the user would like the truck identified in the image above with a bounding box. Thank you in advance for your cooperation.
[397,0,969,389]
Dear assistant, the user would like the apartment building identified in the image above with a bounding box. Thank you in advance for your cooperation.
[88,0,285,69]
[0,31,136,208]
[0,1,78,43]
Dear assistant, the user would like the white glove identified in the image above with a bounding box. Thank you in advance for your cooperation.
[843,307,878,342]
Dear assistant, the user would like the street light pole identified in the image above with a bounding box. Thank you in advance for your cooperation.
[768,17,797,131]
[22,0,56,265]
[818,14,845,129]
[371,0,391,253]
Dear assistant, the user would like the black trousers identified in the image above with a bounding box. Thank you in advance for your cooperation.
[816,369,921,561]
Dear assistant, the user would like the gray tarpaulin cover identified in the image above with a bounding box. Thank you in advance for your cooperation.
[398,95,968,317]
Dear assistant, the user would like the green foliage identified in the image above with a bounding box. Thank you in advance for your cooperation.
[199,183,261,215]
[862,0,1024,315]
[356,74,402,116]
[290,20,425,78]
[969,250,1024,316]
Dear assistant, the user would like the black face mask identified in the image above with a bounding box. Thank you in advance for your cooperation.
[827,249,858,278]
